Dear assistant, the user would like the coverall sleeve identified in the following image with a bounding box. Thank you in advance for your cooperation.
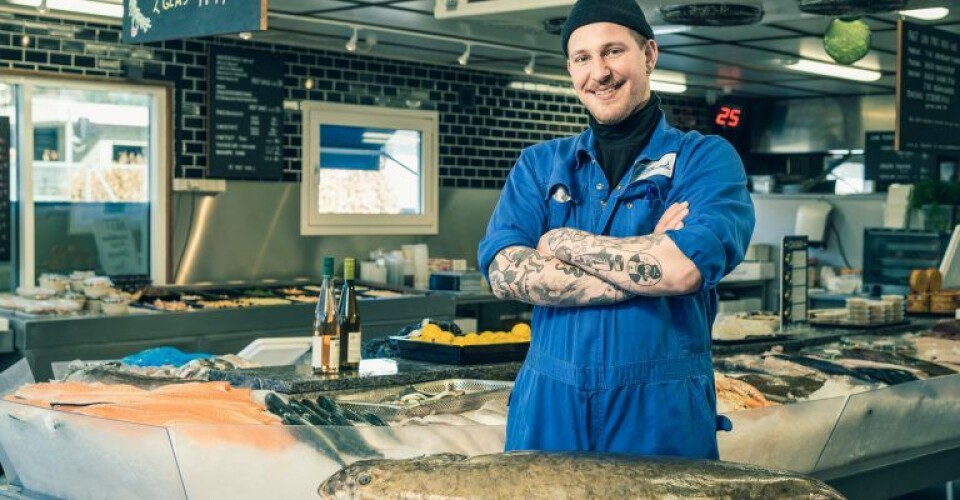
[664,136,755,291]
[477,151,548,282]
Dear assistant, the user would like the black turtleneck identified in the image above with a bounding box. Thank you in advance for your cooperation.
[589,93,663,189]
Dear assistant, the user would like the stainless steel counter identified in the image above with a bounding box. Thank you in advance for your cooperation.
[1,293,455,381]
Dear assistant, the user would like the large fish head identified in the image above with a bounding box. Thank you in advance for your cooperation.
[318,454,469,499]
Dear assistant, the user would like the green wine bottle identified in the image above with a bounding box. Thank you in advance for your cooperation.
[338,257,362,371]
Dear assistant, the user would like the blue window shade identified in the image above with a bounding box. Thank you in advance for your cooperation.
[319,124,391,171]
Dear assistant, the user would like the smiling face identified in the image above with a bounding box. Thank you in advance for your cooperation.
[566,22,658,125]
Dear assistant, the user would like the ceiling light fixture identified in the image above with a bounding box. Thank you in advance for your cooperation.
[9,0,123,17]
[523,54,536,75]
[457,44,471,66]
[508,79,686,95]
[238,32,252,41]
[345,27,359,52]
[650,80,687,94]
[652,25,693,36]
[784,58,882,82]
[898,7,950,20]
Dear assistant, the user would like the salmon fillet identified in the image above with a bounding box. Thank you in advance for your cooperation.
[5,381,279,426]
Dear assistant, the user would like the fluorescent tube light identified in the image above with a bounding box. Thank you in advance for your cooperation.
[10,0,122,17]
[784,58,882,82]
[898,7,949,20]
[650,80,687,94]
[653,25,692,36]
[509,79,686,96]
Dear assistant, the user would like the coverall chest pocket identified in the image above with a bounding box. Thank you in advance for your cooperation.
[610,181,667,237]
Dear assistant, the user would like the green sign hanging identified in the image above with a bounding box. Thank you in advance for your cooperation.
[122,0,267,44]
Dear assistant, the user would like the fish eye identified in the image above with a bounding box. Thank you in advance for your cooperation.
[357,473,372,486]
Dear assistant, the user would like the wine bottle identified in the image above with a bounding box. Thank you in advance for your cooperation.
[338,257,362,371]
[312,256,340,375]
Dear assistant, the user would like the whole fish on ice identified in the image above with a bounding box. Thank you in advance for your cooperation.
[318,451,845,499]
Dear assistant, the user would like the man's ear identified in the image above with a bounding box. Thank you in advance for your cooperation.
[645,40,659,74]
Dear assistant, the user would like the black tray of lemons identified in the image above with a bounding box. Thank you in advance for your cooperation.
[395,322,531,365]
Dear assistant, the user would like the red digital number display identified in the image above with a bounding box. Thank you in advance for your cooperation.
[714,105,742,129]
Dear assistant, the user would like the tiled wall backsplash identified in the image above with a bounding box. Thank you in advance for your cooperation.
[0,13,713,189]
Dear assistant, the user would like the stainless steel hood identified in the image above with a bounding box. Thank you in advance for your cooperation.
[750,94,896,153]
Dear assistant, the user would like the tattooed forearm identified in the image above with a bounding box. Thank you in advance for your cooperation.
[541,228,700,296]
[488,246,635,307]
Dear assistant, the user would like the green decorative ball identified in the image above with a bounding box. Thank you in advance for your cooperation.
[824,18,871,65]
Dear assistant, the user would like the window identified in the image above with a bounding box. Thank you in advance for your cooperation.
[0,75,170,287]
[301,102,438,235]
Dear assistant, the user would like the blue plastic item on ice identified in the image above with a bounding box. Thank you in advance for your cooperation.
[121,347,215,367]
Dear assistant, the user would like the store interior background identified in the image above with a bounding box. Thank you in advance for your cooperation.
[0,6,954,294]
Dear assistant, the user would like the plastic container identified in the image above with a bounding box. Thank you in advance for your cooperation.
[101,296,130,316]
[15,287,56,300]
[38,274,68,294]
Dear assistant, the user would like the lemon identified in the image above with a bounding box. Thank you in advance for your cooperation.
[451,337,466,347]
[511,323,531,337]
[435,331,456,345]
[421,323,442,336]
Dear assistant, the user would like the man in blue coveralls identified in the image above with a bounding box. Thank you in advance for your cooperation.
[477,0,755,459]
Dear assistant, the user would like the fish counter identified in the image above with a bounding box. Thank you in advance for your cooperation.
[0,291,456,381]
[1,319,959,499]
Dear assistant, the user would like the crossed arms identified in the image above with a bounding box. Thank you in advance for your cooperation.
[488,202,703,307]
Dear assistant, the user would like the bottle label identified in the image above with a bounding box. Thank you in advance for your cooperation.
[347,331,362,363]
[311,336,322,370]
[329,339,340,371]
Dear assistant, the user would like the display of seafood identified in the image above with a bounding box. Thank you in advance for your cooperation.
[4,381,278,426]
[318,452,844,500]
[713,373,776,412]
[268,394,388,427]
[61,355,260,388]
[150,299,193,311]
[713,326,960,404]
[287,295,319,303]
[388,385,467,407]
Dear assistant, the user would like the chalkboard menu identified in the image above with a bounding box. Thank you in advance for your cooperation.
[865,131,937,190]
[208,46,284,180]
[122,0,266,44]
[0,117,10,261]
[896,20,960,153]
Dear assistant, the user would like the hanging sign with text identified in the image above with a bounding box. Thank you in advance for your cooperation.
[122,0,266,44]
[896,20,960,153]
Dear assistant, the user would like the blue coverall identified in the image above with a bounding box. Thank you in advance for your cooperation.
[478,115,755,459]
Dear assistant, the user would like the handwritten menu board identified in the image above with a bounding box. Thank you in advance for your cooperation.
[0,117,9,261]
[122,0,266,44]
[896,20,960,153]
[208,46,284,180]
[865,131,937,190]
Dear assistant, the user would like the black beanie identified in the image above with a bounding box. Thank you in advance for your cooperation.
[561,0,655,57]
